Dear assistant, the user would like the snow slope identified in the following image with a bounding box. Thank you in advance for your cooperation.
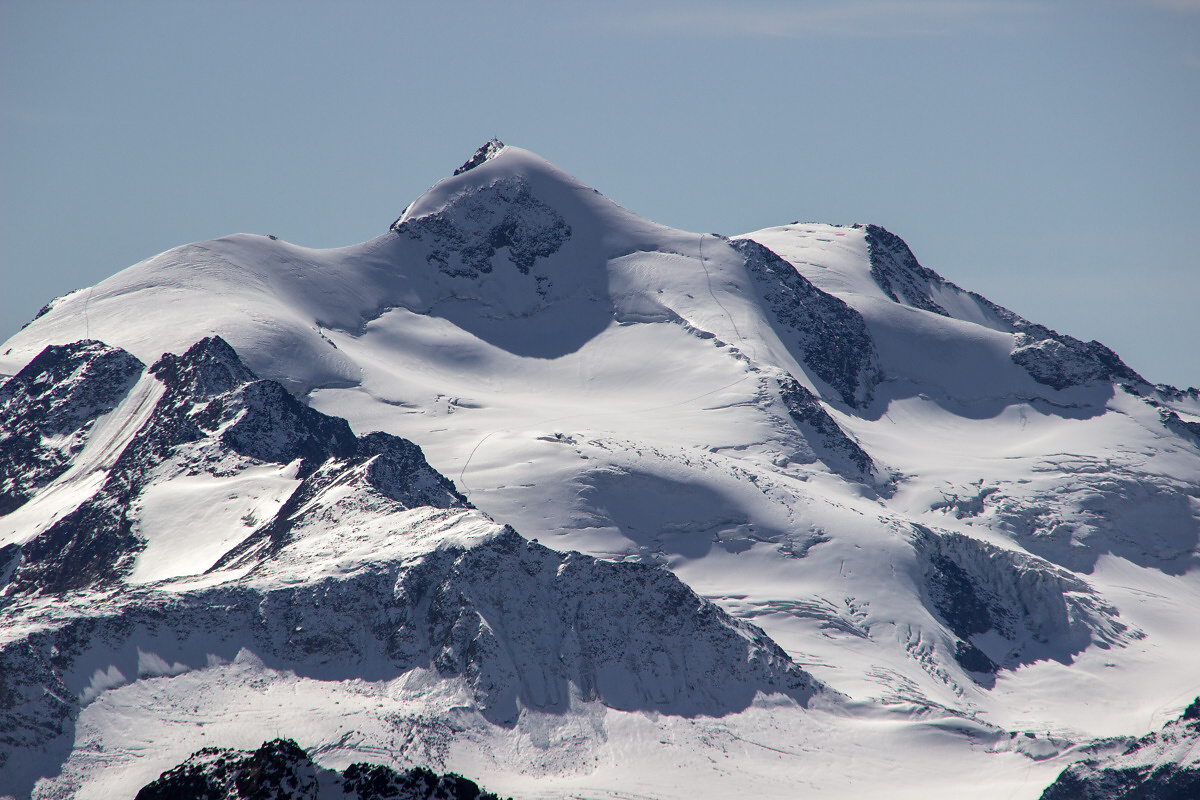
[2,141,1198,799]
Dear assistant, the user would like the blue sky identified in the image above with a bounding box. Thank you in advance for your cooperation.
[2,0,1197,385]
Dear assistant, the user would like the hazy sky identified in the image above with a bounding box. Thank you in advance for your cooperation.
[2,1,1197,386]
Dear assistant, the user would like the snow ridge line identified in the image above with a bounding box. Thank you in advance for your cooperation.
[455,372,758,497]
[83,287,93,339]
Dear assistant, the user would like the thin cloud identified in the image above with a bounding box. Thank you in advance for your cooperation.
[600,1,1048,39]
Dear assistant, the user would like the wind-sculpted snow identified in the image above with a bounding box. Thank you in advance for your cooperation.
[731,237,880,408]
[911,526,1135,679]
[1039,698,1200,800]
[391,176,571,280]
[135,737,506,800]
[0,340,143,515]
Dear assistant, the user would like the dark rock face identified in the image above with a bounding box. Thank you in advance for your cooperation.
[342,762,501,800]
[862,224,1147,393]
[1161,410,1200,442]
[3,337,466,597]
[953,640,997,674]
[10,337,267,594]
[150,335,257,403]
[923,551,1000,674]
[1039,701,1200,800]
[1009,332,1144,392]
[1184,698,1200,721]
[732,238,880,408]
[453,139,505,177]
[135,738,505,800]
[0,340,144,515]
[217,380,358,475]
[911,526,1131,679]
[863,225,952,317]
[777,375,876,483]
[926,554,994,642]
[386,528,822,726]
[392,176,571,280]
[356,432,467,506]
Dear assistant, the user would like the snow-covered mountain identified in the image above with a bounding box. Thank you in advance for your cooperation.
[2,141,1198,799]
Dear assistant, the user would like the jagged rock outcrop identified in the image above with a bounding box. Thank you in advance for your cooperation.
[135,738,506,800]
[1039,699,1200,800]
[453,139,506,177]
[863,224,953,317]
[911,526,1135,678]
[776,375,876,484]
[0,340,143,515]
[391,176,571,281]
[386,527,821,725]
[2,337,465,596]
[732,237,880,408]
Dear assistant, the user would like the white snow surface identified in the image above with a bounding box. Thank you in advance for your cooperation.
[3,144,1199,799]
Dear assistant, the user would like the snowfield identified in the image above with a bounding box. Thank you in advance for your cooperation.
[1,141,1197,799]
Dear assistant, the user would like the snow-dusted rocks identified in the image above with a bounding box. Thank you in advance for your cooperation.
[0,340,143,516]
[386,527,820,726]
[911,525,1134,678]
[2,336,460,595]
[392,176,571,281]
[452,138,506,177]
[1039,698,1200,800]
[135,738,506,800]
[775,374,877,483]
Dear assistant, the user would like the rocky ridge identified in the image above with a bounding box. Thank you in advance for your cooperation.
[863,223,1148,393]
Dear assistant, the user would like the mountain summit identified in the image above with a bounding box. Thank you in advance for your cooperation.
[453,138,506,175]
[2,143,1198,800]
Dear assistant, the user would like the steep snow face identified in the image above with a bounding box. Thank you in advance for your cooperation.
[2,144,1199,800]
